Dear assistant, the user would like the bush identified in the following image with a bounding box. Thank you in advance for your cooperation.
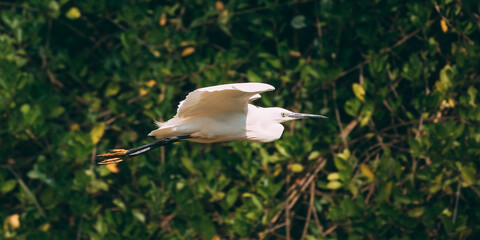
[1,0,480,239]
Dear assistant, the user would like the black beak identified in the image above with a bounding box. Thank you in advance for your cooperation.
[288,113,327,119]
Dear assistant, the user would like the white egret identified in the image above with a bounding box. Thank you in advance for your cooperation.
[97,83,326,164]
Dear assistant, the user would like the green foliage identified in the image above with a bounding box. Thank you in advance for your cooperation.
[1,0,480,239]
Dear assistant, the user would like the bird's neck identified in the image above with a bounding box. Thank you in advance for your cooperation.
[245,105,285,142]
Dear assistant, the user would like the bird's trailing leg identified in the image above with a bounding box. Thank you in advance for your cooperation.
[96,135,191,165]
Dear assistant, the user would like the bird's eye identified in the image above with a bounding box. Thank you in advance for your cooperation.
[281,113,287,117]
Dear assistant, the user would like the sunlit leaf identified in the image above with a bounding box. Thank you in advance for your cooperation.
[308,151,320,160]
[360,163,374,180]
[139,89,148,97]
[327,172,340,181]
[440,19,448,33]
[113,199,126,211]
[467,86,477,107]
[385,181,392,203]
[4,214,20,229]
[132,209,145,223]
[210,191,225,202]
[106,164,119,174]
[289,163,304,173]
[145,79,156,88]
[442,208,452,217]
[159,12,167,26]
[66,7,81,19]
[105,82,120,97]
[216,1,225,11]
[39,223,51,232]
[459,165,476,186]
[90,122,105,145]
[181,47,195,57]
[435,65,453,93]
[352,83,365,102]
[337,149,351,161]
[327,181,342,190]
[408,207,424,218]
[1,179,16,194]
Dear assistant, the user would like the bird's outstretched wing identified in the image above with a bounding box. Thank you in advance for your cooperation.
[176,83,274,118]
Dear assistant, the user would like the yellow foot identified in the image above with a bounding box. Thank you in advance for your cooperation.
[96,149,128,165]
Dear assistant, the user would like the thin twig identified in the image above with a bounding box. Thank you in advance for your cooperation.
[76,217,83,240]
[300,183,314,239]
[285,172,291,240]
[301,182,324,239]
[332,82,348,148]
[8,168,46,218]
[339,120,358,143]
[323,224,338,236]
[452,180,461,224]
[268,158,326,232]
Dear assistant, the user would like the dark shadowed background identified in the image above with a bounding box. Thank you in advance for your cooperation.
[1,0,480,239]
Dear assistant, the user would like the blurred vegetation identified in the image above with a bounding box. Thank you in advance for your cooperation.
[1,0,480,239]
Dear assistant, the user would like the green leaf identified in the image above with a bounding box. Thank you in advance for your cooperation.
[48,106,65,118]
[105,82,120,97]
[90,122,105,145]
[359,109,372,127]
[226,187,238,208]
[459,165,476,186]
[113,199,126,211]
[48,1,60,12]
[132,209,146,223]
[308,151,321,160]
[408,207,424,218]
[327,181,342,190]
[247,69,262,82]
[20,104,30,115]
[180,157,197,174]
[467,86,477,106]
[194,215,215,240]
[289,163,304,173]
[435,65,453,93]
[1,179,17,194]
[66,7,81,20]
[337,149,351,161]
[360,163,374,180]
[345,98,361,117]
[327,172,340,181]
[352,83,365,102]
[210,191,225,202]
[275,143,291,157]
[291,15,307,29]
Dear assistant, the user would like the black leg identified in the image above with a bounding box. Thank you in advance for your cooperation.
[97,135,191,165]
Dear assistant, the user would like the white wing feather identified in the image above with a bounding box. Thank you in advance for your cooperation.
[149,83,274,138]
[176,83,274,118]
[249,93,262,102]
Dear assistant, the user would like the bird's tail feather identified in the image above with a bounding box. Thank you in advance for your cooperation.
[154,120,165,128]
[148,125,176,139]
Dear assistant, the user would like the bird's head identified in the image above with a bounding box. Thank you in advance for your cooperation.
[267,107,327,123]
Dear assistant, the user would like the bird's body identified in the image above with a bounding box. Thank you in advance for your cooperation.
[148,83,302,143]
[149,104,285,143]
[97,82,326,164]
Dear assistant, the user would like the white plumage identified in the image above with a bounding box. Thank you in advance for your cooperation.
[148,83,325,143]
[97,82,326,164]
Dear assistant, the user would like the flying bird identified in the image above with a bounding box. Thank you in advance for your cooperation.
[97,83,326,164]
